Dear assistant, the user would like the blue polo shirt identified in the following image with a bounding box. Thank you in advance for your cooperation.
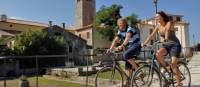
[117,26,140,48]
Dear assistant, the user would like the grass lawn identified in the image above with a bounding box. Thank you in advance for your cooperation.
[0,77,94,87]
[93,70,122,80]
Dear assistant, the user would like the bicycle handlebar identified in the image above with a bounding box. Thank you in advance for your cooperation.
[144,40,161,49]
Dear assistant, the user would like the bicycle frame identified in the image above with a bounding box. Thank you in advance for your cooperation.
[110,56,130,81]
[149,53,175,85]
[102,51,140,85]
[147,42,179,86]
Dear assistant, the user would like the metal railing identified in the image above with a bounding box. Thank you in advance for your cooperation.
[0,54,100,87]
[0,55,68,87]
[0,47,193,87]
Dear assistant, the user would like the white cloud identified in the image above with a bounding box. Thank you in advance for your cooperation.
[10,16,27,20]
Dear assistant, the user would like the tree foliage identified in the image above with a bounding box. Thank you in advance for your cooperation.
[0,37,12,56]
[0,37,5,45]
[13,30,67,55]
[93,4,140,41]
[93,4,122,41]
[125,14,140,29]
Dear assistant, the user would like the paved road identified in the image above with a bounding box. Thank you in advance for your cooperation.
[188,52,200,87]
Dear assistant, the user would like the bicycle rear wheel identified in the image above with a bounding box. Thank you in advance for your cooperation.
[131,65,162,87]
[95,66,123,87]
[177,61,191,87]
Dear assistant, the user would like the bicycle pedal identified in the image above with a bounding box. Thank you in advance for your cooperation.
[163,81,171,87]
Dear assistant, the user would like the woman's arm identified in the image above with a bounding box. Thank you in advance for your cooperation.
[142,27,159,46]
[165,21,173,40]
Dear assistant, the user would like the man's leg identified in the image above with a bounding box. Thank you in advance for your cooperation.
[124,62,132,87]
[125,62,132,79]
[123,59,138,87]
[123,45,140,87]
[127,58,138,70]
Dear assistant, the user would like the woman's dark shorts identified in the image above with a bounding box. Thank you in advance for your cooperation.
[123,44,141,69]
[162,43,182,57]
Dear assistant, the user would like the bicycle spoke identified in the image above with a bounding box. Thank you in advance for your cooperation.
[132,65,162,87]
[95,67,123,87]
[177,62,191,87]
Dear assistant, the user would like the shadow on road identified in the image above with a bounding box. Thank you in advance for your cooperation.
[188,85,200,87]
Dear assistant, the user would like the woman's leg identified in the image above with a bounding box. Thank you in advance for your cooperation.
[171,56,182,87]
[170,44,182,86]
[156,48,168,67]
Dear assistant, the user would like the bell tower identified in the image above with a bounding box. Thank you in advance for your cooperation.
[75,0,96,27]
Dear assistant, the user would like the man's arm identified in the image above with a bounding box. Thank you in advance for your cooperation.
[109,36,120,49]
[122,32,132,46]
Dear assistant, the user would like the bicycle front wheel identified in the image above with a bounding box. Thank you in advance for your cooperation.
[95,66,123,87]
[131,65,162,87]
[177,61,191,87]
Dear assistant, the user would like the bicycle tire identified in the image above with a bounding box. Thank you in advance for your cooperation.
[131,65,162,87]
[95,66,124,87]
[177,61,191,87]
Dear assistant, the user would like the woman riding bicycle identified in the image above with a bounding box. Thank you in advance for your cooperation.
[142,11,182,87]
[108,18,141,87]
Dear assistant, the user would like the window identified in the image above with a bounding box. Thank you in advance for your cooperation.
[86,32,90,39]
[176,17,181,21]
[69,46,72,53]
[9,24,13,27]
[174,27,178,31]
[54,32,61,36]
[169,16,173,21]
[174,27,179,35]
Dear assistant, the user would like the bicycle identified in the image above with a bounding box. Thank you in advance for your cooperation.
[95,49,147,87]
[131,41,191,87]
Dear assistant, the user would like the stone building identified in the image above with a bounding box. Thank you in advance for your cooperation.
[45,25,87,66]
[0,14,48,36]
[69,0,111,63]
[0,14,88,69]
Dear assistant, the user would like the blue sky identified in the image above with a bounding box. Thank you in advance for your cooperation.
[0,0,199,45]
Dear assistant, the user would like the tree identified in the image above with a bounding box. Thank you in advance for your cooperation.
[13,30,67,55]
[0,37,12,56]
[0,37,5,45]
[93,4,122,41]
[93,4,140,41]
[125,14,141,35]
[125,14,141,29]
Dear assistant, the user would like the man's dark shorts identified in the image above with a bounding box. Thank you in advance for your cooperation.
[123,44,141,69]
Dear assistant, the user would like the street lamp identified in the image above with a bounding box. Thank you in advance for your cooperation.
[152,0,158,13]
[152,0,159,47]
[152,0,158,26]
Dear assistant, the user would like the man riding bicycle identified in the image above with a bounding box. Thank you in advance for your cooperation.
[107,18,141,87]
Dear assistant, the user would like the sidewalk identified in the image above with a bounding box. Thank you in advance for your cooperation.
[188,52,200,87]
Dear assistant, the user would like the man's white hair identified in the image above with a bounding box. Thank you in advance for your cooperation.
[117,18,127,24]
